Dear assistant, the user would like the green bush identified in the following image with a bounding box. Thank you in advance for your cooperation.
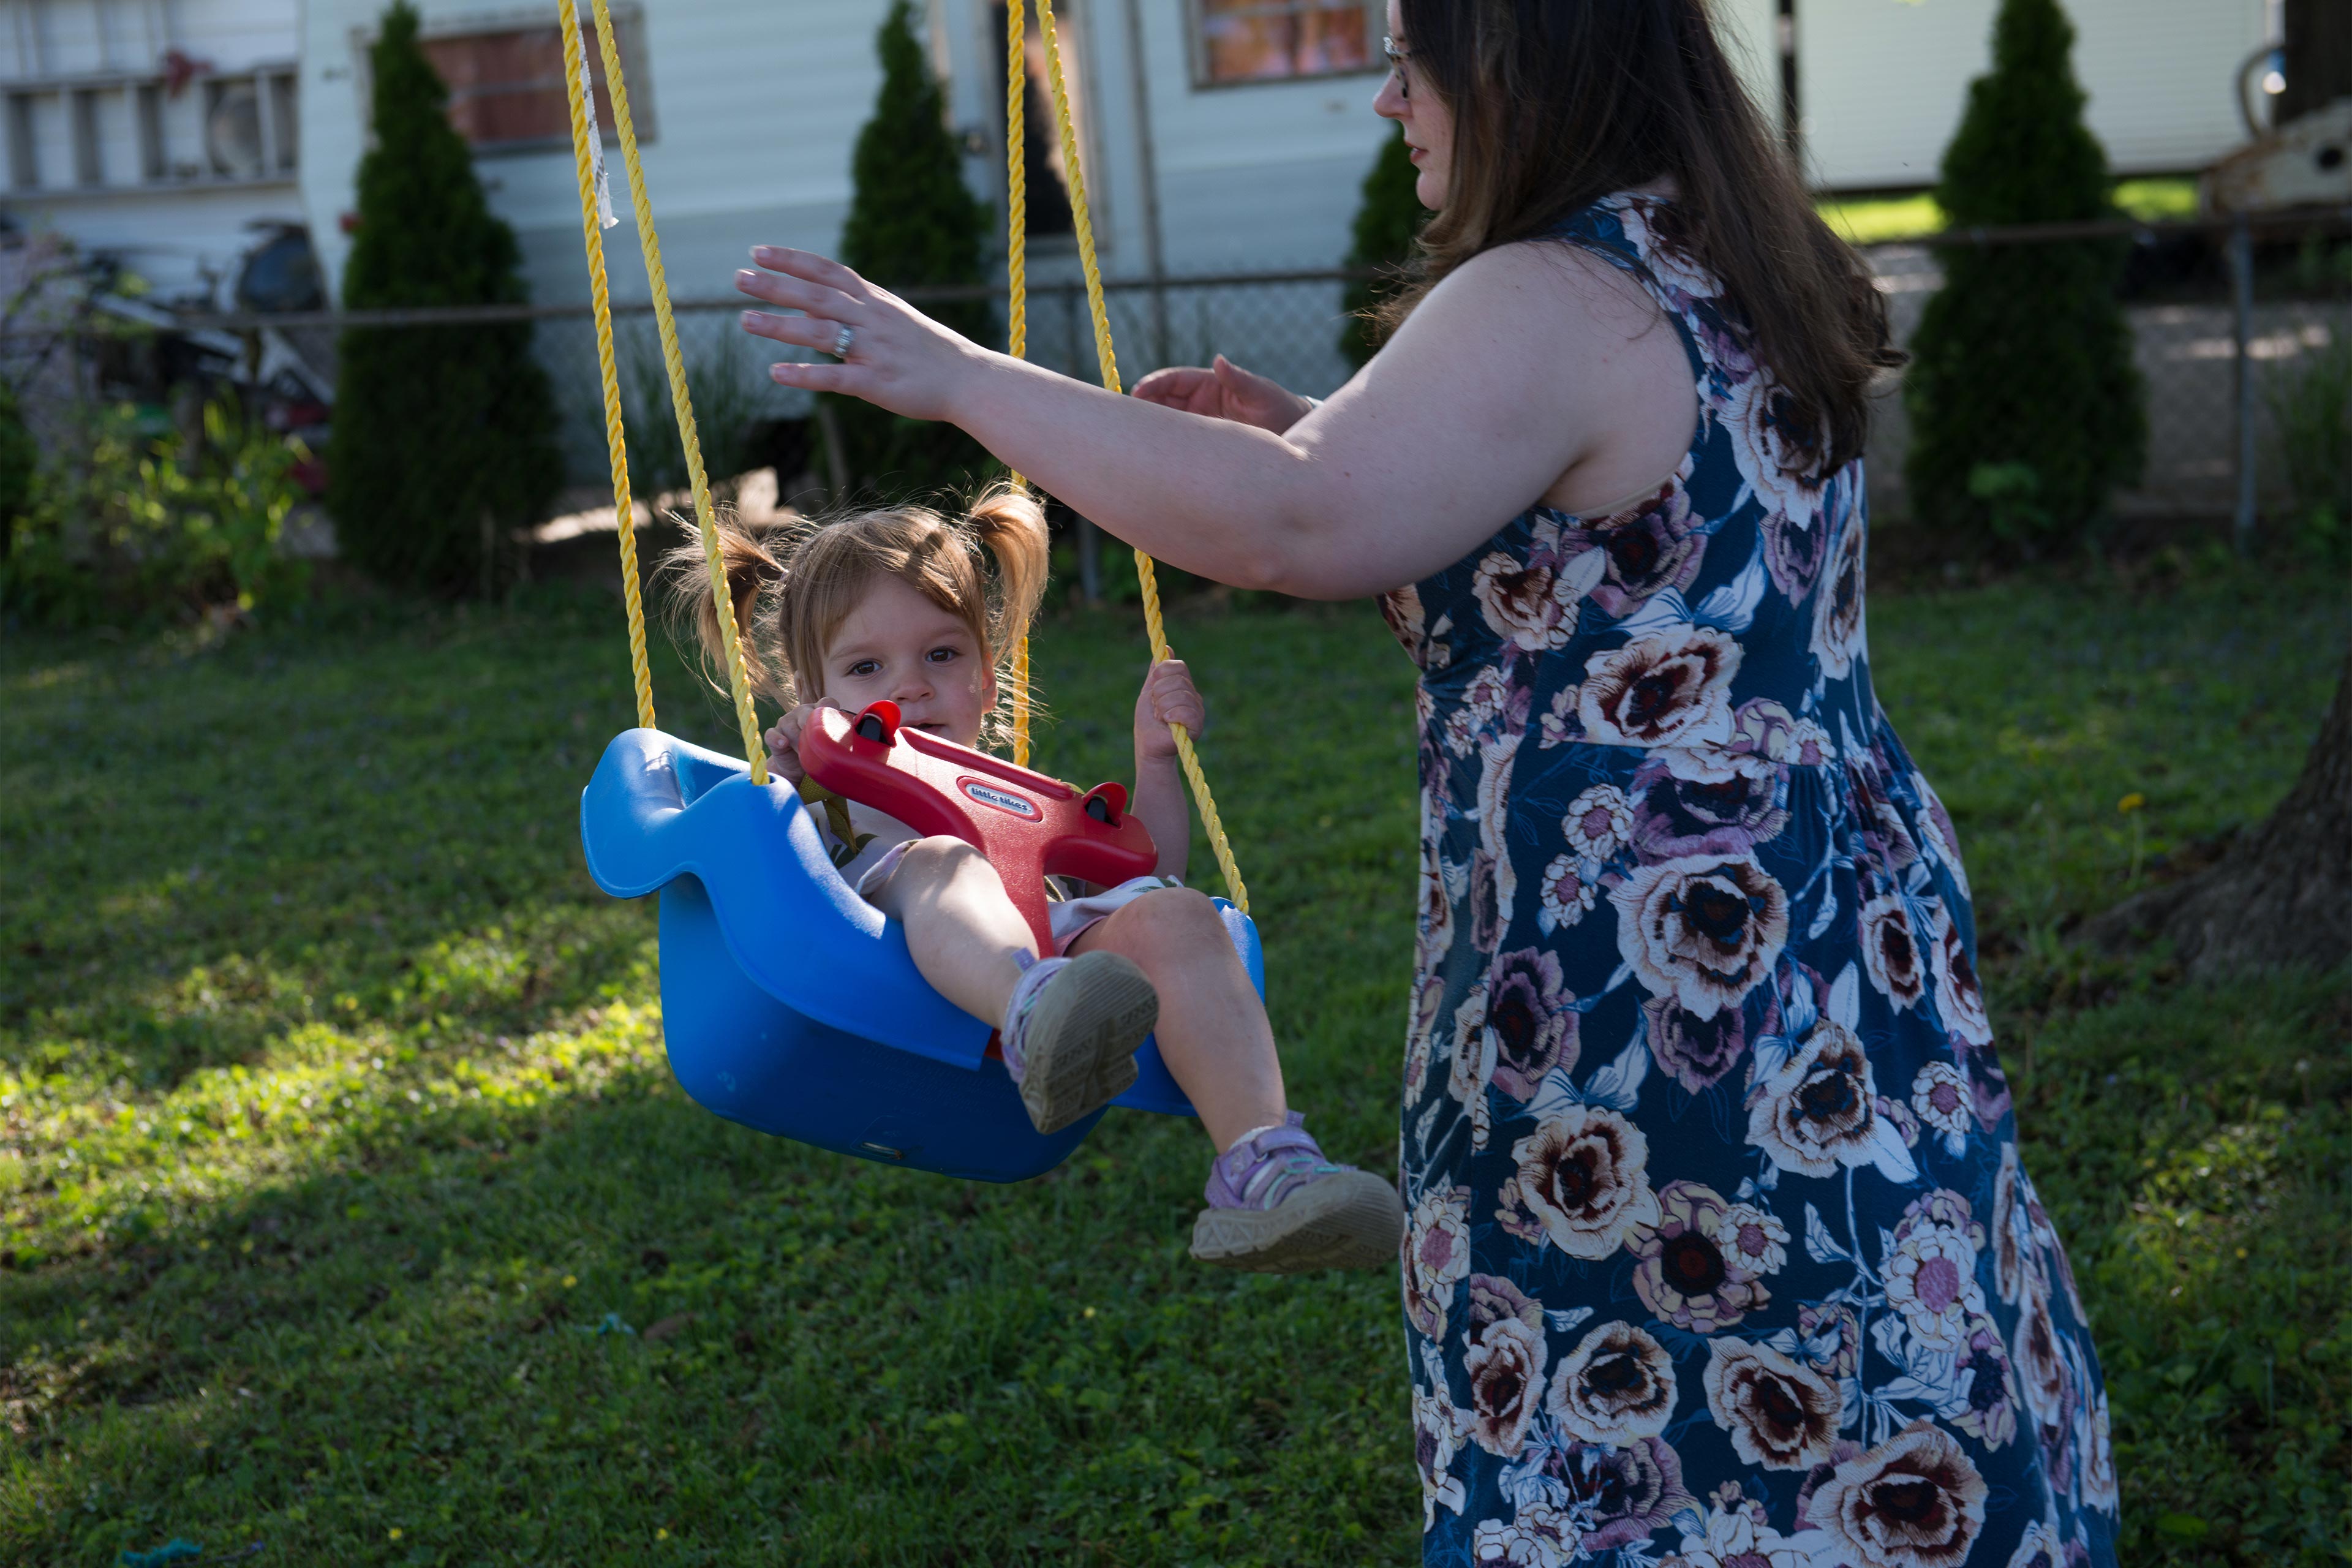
[328,0,562,597]
[1,401,311,628]
[1339,125,1424,368]
[829,0,995,501]
[1902,0,2146,551]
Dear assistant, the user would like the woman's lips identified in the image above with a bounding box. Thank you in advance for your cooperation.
[1406,145,1425,164]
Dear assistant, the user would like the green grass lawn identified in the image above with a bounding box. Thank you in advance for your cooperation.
[1818,176,2203,245]
[3,563,2348,1565]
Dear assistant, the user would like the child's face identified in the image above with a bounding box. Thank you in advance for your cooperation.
[816,573,995,747]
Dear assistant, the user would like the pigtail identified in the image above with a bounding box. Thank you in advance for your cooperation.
[659,510,793,707]
[963,484,1050,662]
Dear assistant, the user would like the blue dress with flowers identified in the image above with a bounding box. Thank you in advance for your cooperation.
[1384,195,2118,1568]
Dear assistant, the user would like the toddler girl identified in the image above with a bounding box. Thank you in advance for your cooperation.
[669,487,1402,1273]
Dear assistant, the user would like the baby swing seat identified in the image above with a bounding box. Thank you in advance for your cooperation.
[579,724,1257,1183]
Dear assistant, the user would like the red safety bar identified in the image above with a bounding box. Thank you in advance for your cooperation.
[798,701,1160,952]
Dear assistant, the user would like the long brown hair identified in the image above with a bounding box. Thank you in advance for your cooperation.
[1381,0,1899,472]
[663,486,1050,747]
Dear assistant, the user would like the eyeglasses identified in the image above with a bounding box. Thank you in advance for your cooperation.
[1382,34,1414,101]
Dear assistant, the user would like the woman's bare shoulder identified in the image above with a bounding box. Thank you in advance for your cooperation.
[1423,235,1668,345]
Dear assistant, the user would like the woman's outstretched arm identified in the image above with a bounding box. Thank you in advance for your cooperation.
[735,242,1692,600]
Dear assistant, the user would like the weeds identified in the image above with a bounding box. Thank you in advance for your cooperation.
[0,401,311,630]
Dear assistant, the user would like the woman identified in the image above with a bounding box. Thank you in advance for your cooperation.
[733,1,2118,1561]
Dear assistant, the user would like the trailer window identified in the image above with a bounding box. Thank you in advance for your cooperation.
[1193,0,1380,86]
[415,8,650,153]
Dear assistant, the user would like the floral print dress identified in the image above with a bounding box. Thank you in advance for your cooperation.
[1385,196,2118,1568]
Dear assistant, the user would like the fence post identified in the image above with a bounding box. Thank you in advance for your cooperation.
[813,398,850,504]
[2231,212,2258,554]
[1118,0,1170,368]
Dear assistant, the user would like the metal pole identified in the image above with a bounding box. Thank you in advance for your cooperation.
[2232,213,2258,554]
[814,397,850,504]
[1120,0,1169,367]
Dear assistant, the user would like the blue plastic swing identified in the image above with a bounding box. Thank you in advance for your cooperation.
[580,728,1256,1183]
[562,0,1256,1183]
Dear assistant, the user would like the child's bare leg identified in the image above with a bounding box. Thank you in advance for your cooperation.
[870,836,1156,1136]
[866,836,1035,1022]
[1066,886,1285,1152]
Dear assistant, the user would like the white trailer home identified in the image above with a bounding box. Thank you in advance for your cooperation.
[295,0,886,315]
[0,0,304,304]
[1788,0,2269,191]
[290,0,1450,312]
[10,0,2279,314]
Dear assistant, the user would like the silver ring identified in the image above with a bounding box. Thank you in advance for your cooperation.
[830,323,855,359]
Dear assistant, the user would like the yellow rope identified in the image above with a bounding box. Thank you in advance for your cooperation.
[559,0,1240,905]
[1005,0,1031,768]
[1035,0,1247,914]
[587,0,767,785]
[559,1,653,733]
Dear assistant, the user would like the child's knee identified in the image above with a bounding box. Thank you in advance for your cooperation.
[895,834,986,881]
[1125,885,1225,946]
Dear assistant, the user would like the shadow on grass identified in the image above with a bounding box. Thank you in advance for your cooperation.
[4,1021,1417,1566]
[1,595,715,1098]
[4,597,1430,1565]
[2004,959,2352,1564]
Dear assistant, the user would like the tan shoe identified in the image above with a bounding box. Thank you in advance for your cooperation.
[1189,1112,1406,1272]
[1003,951,1156,1136]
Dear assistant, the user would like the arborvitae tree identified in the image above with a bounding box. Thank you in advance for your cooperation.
[831,0,993,499]
[1902,0,2144,549]
[1339,124,1425,368]
[329,1,561,595]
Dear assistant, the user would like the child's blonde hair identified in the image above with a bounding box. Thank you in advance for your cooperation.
[665,486,1050,747]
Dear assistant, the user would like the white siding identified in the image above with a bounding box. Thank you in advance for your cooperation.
[0,0,301,302]
[300,0,881,307]
[1711,0,1785,132]
[935,0,1782,282]
[1796,0,2266,191]
[1079,0,1393,275]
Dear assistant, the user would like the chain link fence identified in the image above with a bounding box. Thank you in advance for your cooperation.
[380,212,2352,537]
[498,268,1366,494]
[13,211,2352,552]
[1860,211,2352,533]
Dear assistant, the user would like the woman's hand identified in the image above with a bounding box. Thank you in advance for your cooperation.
[1129,355,1314,434]
[762,698,840,786]
[1134,658,1207,763]
[735,248,982,423]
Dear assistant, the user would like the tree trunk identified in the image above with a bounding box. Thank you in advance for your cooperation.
[2089,645,2352,976]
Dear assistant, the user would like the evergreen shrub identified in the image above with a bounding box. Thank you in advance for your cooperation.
[328,0,562,596]
[830,0,993,501]
[1339,125,1425,368]
[1902,0,2145,550]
